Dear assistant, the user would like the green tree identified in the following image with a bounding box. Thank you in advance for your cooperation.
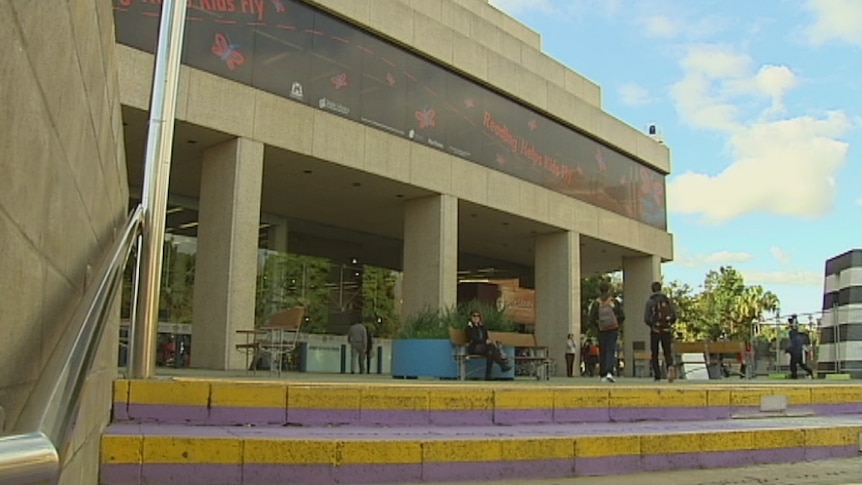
[255,252,332,333]
[361,266,399,338]
[669,266,781,342]
[730,285,780,341]
[665,280,703,341]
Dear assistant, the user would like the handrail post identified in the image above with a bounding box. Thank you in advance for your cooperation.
[130,0,189,379]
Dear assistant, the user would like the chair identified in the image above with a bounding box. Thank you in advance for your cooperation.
[236,306,305,375]
[258,306,305,376]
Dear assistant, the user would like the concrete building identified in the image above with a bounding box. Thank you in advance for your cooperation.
[1,1,672,481]
[821,249,862,377]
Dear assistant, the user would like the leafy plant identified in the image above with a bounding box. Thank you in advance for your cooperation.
[398,306,449,339]
[399,300,515,339]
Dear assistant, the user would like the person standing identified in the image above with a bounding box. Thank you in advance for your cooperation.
[644,281,678,382]
[787,315,814,379]
[347,322,368,374]
[364,324,374,374]
[589,282,624,383]
[565,333,577,377]
[466,311,511,380]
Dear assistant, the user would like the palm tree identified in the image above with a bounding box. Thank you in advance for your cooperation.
[731,286,780,341]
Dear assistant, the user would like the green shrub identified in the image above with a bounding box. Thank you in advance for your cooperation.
[399,300,515,339]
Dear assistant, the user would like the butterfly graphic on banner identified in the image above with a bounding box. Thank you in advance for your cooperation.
[270,0,286,13]
[211,33,245,71]
[639,167,665,206]
[415,107,437,129]
[385,72,397,86]
[331,72,348,89]
[527,119,538,131]
[595,147,607,172]
[464,98,475,109]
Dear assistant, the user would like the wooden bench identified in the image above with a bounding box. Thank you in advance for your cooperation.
[448,328,554,380]
[672,341,747,378]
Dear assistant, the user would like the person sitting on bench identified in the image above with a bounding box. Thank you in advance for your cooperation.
[466,311,511,380]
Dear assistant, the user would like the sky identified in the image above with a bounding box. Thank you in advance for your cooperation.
[488,0,860,320]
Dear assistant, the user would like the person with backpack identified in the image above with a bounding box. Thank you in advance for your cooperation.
[644,281,678,382]
[588,281,625,382]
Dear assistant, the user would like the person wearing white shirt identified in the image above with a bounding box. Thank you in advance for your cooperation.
[565,333,577,377]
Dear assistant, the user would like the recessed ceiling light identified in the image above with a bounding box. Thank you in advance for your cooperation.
[187,139,197,144]
[303,169,313,174]
[395,194,404,198]
[352,182,361,187]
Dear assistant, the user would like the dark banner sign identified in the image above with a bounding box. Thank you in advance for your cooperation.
[113,0,667,229]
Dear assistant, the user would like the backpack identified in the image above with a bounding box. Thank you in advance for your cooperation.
[651,294,675,330]
[596,298,619,331]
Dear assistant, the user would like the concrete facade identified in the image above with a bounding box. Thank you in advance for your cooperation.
[0,1,677,480]
[114,0,674,372]
[0,1,128,483]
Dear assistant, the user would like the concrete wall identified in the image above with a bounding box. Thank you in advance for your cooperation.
[0,1,127,483]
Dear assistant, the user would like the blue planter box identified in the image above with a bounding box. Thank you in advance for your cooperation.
[391,339,458,379]
[391,339,515,380]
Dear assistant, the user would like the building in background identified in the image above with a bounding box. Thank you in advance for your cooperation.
[821,249,862,377]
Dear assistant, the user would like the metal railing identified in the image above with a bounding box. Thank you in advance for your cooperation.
[0,206,144,485]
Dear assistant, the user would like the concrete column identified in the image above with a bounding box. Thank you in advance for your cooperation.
[401,195,458,319]
[192,137,264,370]
[535,231,580,376]
[267,217,289,253]
[622,254,661,377]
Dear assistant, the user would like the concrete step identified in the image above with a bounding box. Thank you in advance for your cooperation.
[112,377,862,428]
[100,415,862,485]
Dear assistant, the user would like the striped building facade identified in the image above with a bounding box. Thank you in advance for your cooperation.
[820,249,862,377]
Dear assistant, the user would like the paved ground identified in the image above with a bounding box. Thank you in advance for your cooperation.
[423,457,862,485]
[151,367,861,387]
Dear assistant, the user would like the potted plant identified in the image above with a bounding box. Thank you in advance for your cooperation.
[391,302,515,379]
[391,306,455,378]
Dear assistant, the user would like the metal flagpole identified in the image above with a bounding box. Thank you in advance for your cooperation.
[129,0,189,379]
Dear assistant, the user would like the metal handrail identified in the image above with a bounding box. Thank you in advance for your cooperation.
[0,205,144,485]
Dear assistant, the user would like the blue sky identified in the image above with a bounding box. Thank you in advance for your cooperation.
[489,0,860,320]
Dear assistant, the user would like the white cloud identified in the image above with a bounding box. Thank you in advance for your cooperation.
[770,246,792,265]
[638,12,730,40]
[669,112,850,222]
[856,198,862,205]
[618,83,653,106]
[490,0,621,19]
[742,270,822,286]
[641,15,679,38]
[488,0,557,15]
[674,250,754,268]
[667,44,852,223]
[805,0,862,47]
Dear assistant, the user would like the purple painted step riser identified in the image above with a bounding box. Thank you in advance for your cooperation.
[114,402,862,427]
[99,445,858,485]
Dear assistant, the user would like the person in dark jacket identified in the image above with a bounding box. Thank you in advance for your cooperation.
[364,324,374,374]
[644,281,678,382]
[588,282,624,383]
[466,311,511,380]
[787,315,814,379]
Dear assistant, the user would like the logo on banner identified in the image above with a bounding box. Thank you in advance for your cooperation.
[318,97,350,115]
[290,82,304,100]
